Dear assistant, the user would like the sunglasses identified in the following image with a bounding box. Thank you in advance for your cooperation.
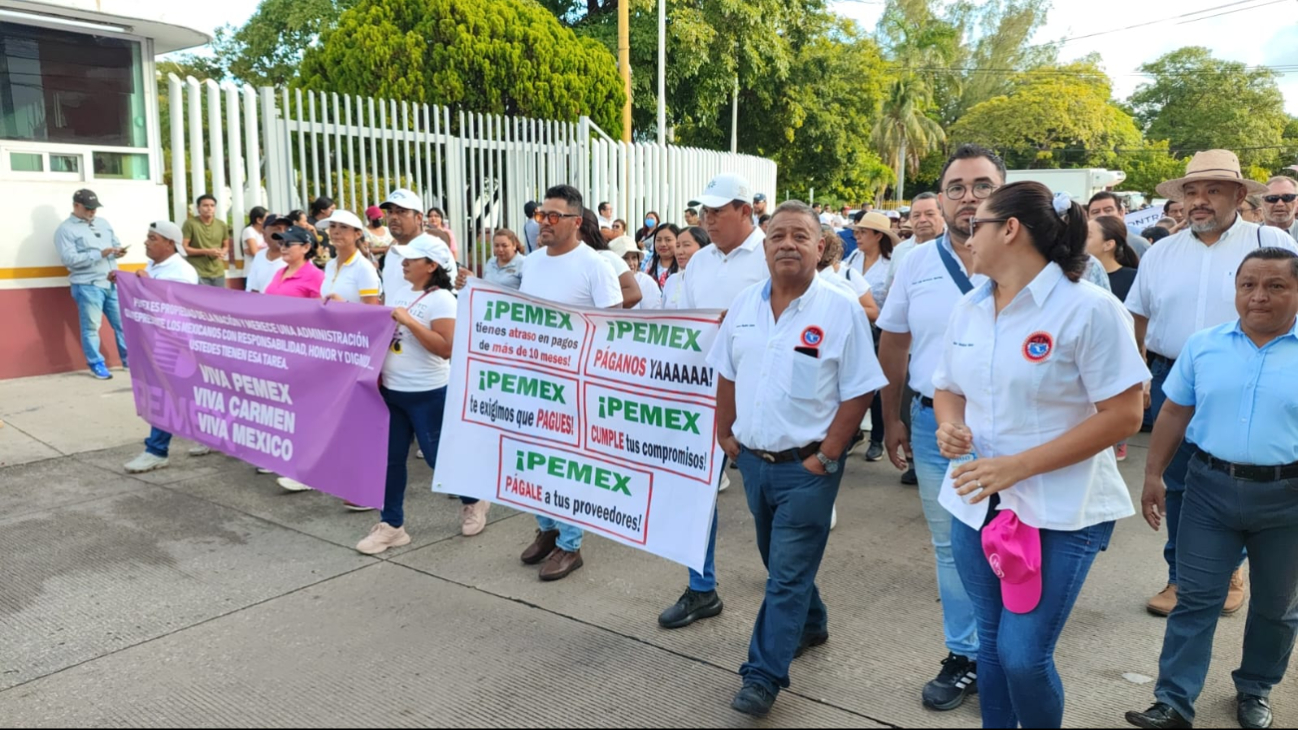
[968,217,1008,236]
[537,211,581,225]
[1264,194,1298,204]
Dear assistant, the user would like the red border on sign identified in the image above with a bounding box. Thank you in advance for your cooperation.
[581,311,724,398]
[460,355,583,448]
[581,380,719,486]
[496,433,654,545]
[469,286,588,374]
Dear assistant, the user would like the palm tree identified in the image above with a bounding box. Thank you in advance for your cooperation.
[872,73,946,203]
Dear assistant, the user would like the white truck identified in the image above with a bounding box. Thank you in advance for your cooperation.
[1004,168,1127,203]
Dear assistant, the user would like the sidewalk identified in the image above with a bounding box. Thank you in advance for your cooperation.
[0,370,1288,727]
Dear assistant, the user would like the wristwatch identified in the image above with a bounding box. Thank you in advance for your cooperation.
[815,451,840,474]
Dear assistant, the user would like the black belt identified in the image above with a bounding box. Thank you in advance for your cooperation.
[918,396,934,408]
[1193,448,1298,482]
[1148,351,1176,369]
[746,441,822,464]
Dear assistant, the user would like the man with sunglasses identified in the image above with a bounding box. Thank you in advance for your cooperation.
[876,144,1003,713]
[1262,177,1298,242]
[55,188,129,380]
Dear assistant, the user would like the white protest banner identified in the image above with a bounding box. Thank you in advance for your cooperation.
[1125,207,1163,235]
[434,280,725,571]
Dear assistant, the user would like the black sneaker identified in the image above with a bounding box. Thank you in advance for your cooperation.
[731,683,776,717]
[795,630,829,658]
[901,466,918,485]
[846,430,867,455]
[922,653,977,711]
[658,588,724,629]
[865,442,885,462]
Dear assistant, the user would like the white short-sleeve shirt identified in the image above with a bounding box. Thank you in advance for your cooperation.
[661,271,686,310]
[1126,216,1297,358]
[818,265,870,299]
[708,275,888,453]
[146,254,199,285]
[633,270,662,310]
[933,263,1150,532]
[246,249,287,293]
[519,242,623,308]
[681,227,769,309]
[321,251,382,303]
[382,286,457,391]
[382,234,457,305]
[877,234,988,398]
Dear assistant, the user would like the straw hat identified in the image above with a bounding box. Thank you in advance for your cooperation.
[1156,149,1267,201]
[852,211,900,247]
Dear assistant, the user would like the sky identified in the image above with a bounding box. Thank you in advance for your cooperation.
[177,0,1298,115]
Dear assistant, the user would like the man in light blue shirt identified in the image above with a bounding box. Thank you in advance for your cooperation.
[1129,247,1298,730]
[54,189,127,380]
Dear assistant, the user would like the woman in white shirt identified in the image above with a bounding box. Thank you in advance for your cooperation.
[356,237,490,556]
[319,210,382,305]
[241,207,268,259]
[644,223,680,287]
[581,208,642,308]
[848,211,897,311]
[818,227,883,463]
[483,228,526,290]
[661,226,710,309]
[932,182,1148,729]
[611,236,662,309]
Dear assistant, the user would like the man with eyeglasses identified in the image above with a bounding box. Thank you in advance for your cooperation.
[876,144,1002,713]
[55,188,129,380]
[1262,176,1298,242]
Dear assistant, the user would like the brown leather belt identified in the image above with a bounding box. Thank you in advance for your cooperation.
[1193,448,1298,482]
[746,441,822,464]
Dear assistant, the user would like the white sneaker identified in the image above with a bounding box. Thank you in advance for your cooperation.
[277,477,313,492]
[188,444,211,456]
[719,471,731,492]
[416,448,424,459]
[255,467,274,475]
[460,500,491,537]
[356,522,411,555]
[124,451,169,473]
[830,504,838,531]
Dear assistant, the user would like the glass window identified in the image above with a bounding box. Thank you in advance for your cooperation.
[10,151,41,171]
[50,153,79,172]
[94,151,148,180]
[0,22,147,147]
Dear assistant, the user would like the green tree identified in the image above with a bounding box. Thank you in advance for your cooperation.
[210,0,355,87]
[948,62,1141,169]
[1113,140,1185,197]
[297,0,626,136]
[939,0,1056,126]
[1129,47,1289,170]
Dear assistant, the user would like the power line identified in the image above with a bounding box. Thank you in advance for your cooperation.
[1050,0,1289,44]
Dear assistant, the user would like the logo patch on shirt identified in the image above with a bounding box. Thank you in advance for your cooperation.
[801,326,825,348]
[1022,331,1054,363]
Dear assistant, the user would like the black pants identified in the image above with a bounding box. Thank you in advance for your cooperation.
[868,325,885,445]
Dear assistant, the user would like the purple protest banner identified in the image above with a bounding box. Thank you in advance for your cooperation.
[117,275,396,507]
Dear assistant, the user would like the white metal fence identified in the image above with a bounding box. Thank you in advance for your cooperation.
[166,75,777,270]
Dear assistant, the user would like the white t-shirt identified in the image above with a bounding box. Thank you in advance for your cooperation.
[633,270,662,310]
[246,248,287,293]
[818,265,869,299]
[146,254,199,285]
[241,225,265,257]
[661,271,686,309]
[382,234,457,304]
[592,246,630,275]
[322,251,382,303]
[519,243,623,308]
[382,286,457,392]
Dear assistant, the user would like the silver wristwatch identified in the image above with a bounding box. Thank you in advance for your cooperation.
[815,451,839,474]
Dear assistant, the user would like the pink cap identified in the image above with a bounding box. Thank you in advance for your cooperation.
[365,205,384,221]
[981,510,1042,614]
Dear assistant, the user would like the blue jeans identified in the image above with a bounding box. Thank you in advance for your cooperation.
[1154,457,1298,722]
[70,283,127,368]
[736,447,842,695]
[145,427,172,458]
[381,386,473,528]
[686,455,726,593]
[953,516,1115,729]
[911,399,980,659]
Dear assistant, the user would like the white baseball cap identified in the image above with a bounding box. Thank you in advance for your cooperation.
[608,235,637,258]
[149,220,185,257]
[380,188,424,213]
[316,209,365,231]
[696,172,754,209]
[391,234,453,269]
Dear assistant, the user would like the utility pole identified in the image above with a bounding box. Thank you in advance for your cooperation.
[619,0,632,143]
[896,134,906,204]
[730,73,739,154]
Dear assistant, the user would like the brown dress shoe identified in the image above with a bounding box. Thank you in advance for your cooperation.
[1147,584,1177,617]
[1223,568,1247,615]
[521,530,560,565]
[538,548,584,581]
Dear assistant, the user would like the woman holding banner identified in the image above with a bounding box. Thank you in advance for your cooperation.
[357,236,490,555]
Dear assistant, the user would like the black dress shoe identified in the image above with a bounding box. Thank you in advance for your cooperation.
[731,683,776,717]
[1238,693,1272,729]
[1125,702,1192,729]
[658,588,723,629]
[794,630,828,658]
[901,466,918,485]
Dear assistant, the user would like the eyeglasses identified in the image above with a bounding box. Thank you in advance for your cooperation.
[945,182,998,200]
[537,211,581,225]
[278,241,308,249]
[967,217,1008,236]
[1263,194,1298,204]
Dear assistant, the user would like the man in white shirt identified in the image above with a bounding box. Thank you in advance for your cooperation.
[712,200,886,718]
[121,221,201,474]
[515,184,623,582]
[883,192,944,293]
[876,144,1003,712]
[659,172,771,631]
[1128,150,1298,618]
[379,188,456,303]
[597,201,615,230]
[1262,176,1298,241]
